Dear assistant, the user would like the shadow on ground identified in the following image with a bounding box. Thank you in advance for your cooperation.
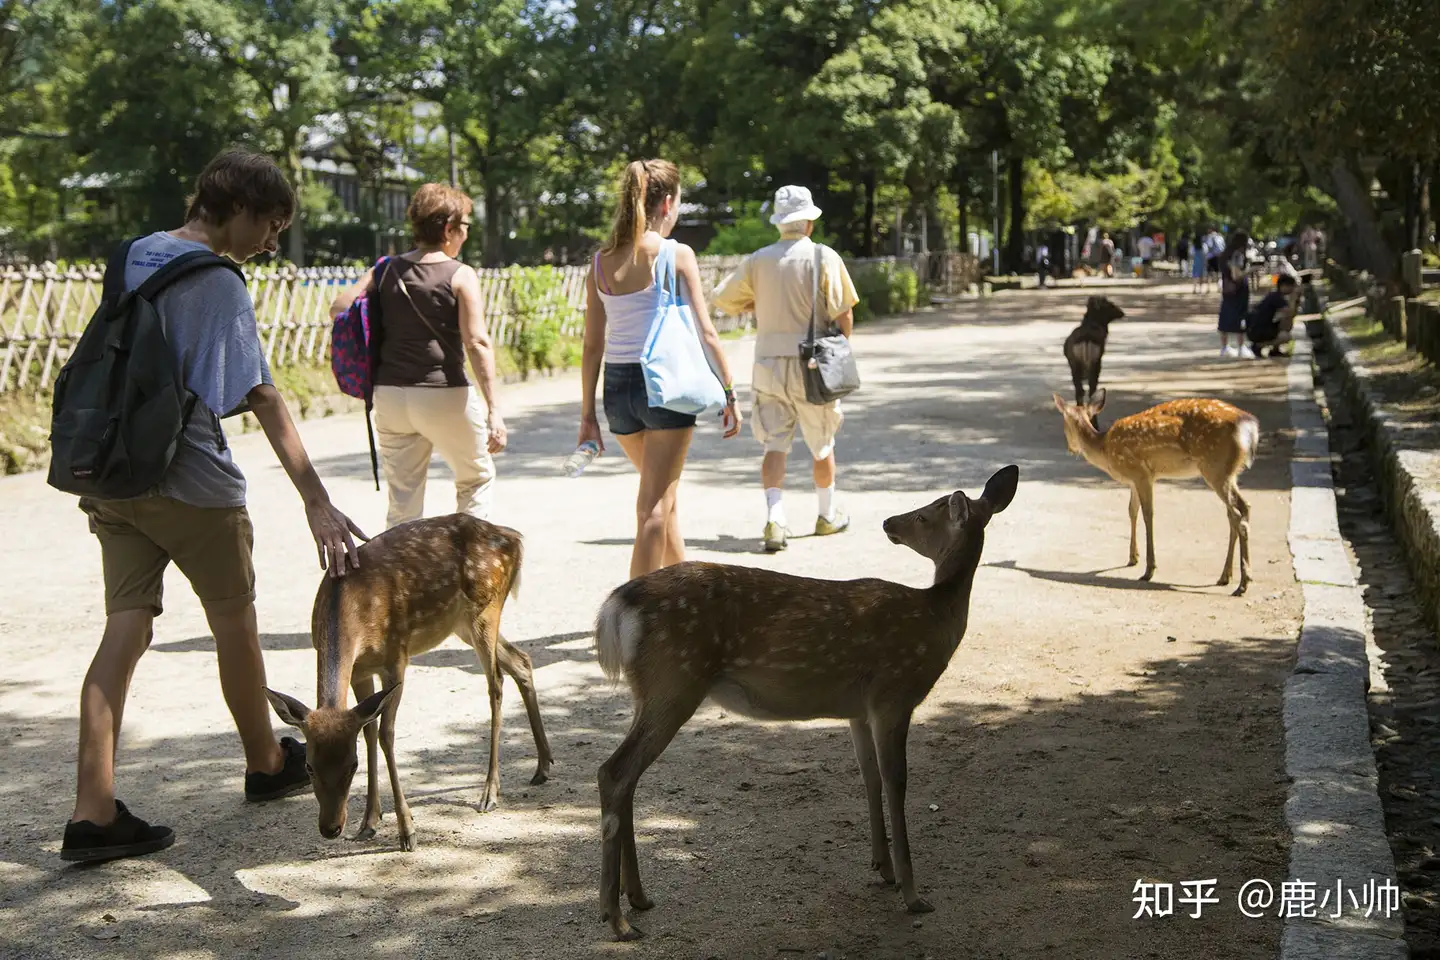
[0,624,1293,959]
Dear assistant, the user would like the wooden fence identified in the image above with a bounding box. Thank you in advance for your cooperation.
[0,251,980,395]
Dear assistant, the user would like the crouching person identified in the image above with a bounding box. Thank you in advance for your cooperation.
[1246,273,1299,359]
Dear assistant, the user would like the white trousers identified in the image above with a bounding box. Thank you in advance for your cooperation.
[372,385,495,529]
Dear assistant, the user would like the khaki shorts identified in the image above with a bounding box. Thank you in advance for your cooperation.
[751,357,844,459]
[79,497,256,617]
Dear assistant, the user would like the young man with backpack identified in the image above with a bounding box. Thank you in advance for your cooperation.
[53,148,367,863]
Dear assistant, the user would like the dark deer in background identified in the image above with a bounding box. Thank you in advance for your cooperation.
[591,466,1020,940]
[266,514,553,851]
[1063,296,1126,416]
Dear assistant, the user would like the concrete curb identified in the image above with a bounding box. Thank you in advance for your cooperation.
[1325,316,1440,638]
[1279,330,1406,958]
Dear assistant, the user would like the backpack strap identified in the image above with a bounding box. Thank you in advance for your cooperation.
[134,249,244,303]
[101,237,142,305]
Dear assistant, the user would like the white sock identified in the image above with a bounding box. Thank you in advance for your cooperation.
[817,485,835,522]
[765,487,786,525]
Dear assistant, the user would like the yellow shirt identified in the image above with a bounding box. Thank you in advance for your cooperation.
[711,237,861,358]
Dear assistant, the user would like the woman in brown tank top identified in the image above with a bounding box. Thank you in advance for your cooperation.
[329,184,506,528]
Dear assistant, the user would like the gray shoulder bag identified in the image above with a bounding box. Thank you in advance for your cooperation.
[798,243,860,404]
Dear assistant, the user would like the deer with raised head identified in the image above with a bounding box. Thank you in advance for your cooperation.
[1063,296,1126,413]
[592,465,1019,940]
[1052,391,1259,595]
[265,514,553,851]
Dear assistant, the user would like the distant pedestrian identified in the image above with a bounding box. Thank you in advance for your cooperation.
[578,159,741,579]
[1218,230,1252,359]
[712,185,860,553]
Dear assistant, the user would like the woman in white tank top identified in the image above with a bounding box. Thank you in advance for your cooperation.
[579,159,741,579]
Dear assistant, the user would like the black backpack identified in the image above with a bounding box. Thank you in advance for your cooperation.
[47,237,243,499]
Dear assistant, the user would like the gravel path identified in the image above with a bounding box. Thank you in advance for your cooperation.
[0,288,1302,959]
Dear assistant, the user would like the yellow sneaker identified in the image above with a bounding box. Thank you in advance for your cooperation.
[814,511,850,537]
[762,521,789,552]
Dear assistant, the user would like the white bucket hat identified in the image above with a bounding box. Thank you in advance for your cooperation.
[768,185,823,226]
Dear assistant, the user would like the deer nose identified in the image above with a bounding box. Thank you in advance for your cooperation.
[320,824,343,839]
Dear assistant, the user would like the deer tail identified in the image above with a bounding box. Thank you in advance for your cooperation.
[594,591,641,682]
[506,534,523,600]
[1237,414,1260,469]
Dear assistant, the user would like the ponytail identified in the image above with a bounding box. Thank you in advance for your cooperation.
[602,159,681,260]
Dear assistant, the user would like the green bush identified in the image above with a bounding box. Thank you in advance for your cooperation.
[849,262,920,322]
[507,266,579,378]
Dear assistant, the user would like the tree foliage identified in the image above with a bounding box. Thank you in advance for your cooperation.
[0,0,1434,272]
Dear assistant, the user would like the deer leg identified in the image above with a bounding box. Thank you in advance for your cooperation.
[1087,357,1102,407]
[850,716,895,885]
[1137,479,1157,581]
[1233,484,1252,596]
[1127,487,1140,567]
[351,672,383,841]
[872,709,932,914]
[599,690,704,941]
[1070,363,1086,406]
[495,634,553,785]
[464,604,506,813]
[376,672,416,851]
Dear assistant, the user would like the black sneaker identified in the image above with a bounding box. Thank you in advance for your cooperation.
[61,800,174,863]
[244,736,312,802]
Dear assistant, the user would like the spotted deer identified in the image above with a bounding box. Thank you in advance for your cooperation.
[592,465,1019,940]
[1052,391,1259,594]
[266,514,553,851]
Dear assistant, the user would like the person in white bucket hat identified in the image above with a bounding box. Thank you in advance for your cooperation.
[713,185,860,552]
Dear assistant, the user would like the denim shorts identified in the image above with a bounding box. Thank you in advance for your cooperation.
[603,362,698,436]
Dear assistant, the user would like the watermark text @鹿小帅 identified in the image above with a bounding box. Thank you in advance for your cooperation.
[1131,878,1401,920]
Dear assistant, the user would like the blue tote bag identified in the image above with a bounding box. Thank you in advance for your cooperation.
[640,240,725,416]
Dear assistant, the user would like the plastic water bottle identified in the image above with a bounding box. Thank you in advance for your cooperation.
[562,440,601,478]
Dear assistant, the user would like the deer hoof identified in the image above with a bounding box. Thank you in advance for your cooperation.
[530,768,549,786]
[351,826,377,842]
[479,795,500,813]
[398,834,417,853]
[872,860,897,885]
[612,921,646,942]
[1140,569,1154,582]
[627,892,655,911]
[1232,582,1249,597]
[906,896,936,914]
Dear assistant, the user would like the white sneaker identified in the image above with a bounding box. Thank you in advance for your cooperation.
[1221,345,1238,359]
[1239,344,1256,359]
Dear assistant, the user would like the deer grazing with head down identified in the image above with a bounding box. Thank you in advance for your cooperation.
[592,465,1019,941]
[1052,391,1259,595]
[266,514,553,851]
[1063,296,1126,412]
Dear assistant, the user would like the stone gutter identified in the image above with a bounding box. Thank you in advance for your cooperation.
[1279,327,1406,958]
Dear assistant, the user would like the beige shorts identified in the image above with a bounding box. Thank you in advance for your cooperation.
[79,497,256,617]
[751,357,843,459]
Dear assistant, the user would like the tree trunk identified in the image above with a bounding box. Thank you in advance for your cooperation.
[484,177,503,267]
[1005,153,1024,273]
[1405,159,1421,252]
[1328,156,1396,283]
[862,171,876,257]
[959,200,969,253]
[286,145,305,265]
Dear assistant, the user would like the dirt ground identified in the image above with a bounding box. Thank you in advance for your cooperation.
[0,285,1302,959]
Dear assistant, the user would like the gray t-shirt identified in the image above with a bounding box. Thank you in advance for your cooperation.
[123,232,273,508]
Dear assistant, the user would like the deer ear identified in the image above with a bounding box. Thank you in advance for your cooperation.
[352,684,402,729]
[947,490,970,524]
[1052,392,1068,412]
[982,465,1020,513]
[1092,388,1107,413]
[266,688,311,728]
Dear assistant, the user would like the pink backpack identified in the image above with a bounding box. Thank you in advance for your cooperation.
[330,256,390,488]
